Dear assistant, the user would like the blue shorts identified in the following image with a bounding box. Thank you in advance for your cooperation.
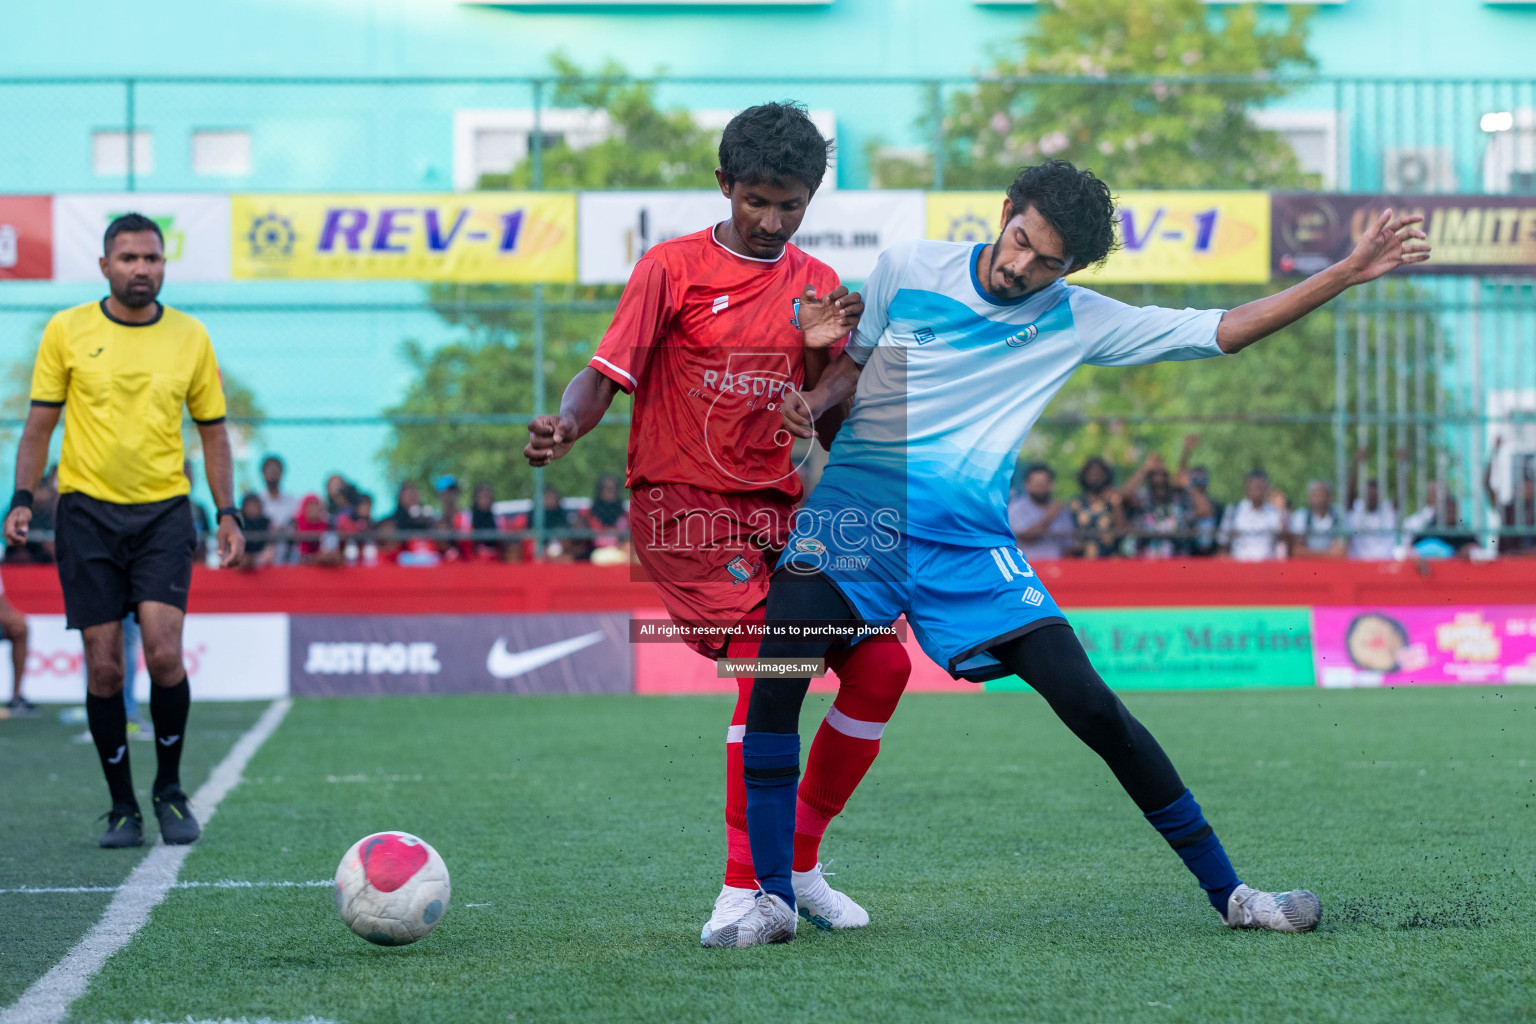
[780,513,1067,682]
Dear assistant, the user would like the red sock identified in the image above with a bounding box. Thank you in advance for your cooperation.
[723,606,765,890]
[794,634,910,872]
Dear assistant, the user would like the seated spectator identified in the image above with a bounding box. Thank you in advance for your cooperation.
[1009,463,1073,562]
[293,494,340,565]
[1288,480,1346,558]
[1182,463,1223,557]
[1346,448,1401,560]
[336,493,374,537]
[580,474,630,560]
[509,486,579,562]
[1124,453,1193,558]
[458,483,509,562]
[325,473,357,518]
[1486,437,1536,557]
[240,492,276,567]
[258,455,299,564]
[1403,482,1478,559]
[382,480,438,566]
[1069,457,1124,559]
[434,475,465,560]
[5,467,57,564]
[1219,469,1287,561]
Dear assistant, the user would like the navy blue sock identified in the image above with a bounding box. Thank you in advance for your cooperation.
[742,731,800,909]
[1144,789,1240,915]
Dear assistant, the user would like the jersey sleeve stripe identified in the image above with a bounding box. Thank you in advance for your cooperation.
[192,414,226,426]
[590,356,638,392]
[29,399,63,408]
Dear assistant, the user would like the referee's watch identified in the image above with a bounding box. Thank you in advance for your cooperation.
[216,506,244,530]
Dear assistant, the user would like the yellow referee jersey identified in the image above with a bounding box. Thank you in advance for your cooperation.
[30,300,227,505]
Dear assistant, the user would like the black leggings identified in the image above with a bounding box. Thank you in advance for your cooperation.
[745,572,1185,813]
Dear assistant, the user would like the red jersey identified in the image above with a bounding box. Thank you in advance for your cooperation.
[589,226,841,503]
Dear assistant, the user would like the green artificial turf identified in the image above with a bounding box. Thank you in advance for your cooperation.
[0,701,267,1007]
[9,688,1535,1024]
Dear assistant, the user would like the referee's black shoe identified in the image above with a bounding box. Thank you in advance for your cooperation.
[152,786,201,845]
[99,804,144,848]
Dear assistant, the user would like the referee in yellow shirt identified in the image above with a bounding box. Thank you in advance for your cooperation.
[4,213,246,848]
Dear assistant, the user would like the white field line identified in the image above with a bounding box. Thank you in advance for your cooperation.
[0,698,292,1024]
[126,1019,340,1024]
[0,880,331,896]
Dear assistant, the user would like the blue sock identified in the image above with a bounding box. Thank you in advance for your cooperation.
[1144,789,1240,915]
[742,731,800,910]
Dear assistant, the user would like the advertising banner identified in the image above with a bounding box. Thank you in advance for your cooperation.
[289,612,631,696]
[0,196,53,280]
[578,190,925,284]
[987,608,1314,692]
[231,193,576,282]
[12,614,288,703]
[1273,194,1536,276]
[54,193,231,282]
[1313,605,1536,688]
[928,190,1271,284]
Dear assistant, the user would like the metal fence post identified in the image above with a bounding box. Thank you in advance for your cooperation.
[929,80,944,190]
[531,282,547,556]
[531,78,544,191]
[125,77,136,192]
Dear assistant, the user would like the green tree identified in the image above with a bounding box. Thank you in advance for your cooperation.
[383,55,716,500]
[871,0,1316,191]
[479,54,719,190]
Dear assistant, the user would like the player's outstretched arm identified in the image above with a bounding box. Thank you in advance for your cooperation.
[1216,210,1430,354]
[783,351,863,441]
[524,367,622,467]
[4,404,61,546]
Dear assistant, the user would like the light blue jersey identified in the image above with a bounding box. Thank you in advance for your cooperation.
[812,239,1226,547]
[785,240,1228,679]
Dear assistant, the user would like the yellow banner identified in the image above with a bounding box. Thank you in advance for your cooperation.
[231,193,576,282]
[926,190,1270,284]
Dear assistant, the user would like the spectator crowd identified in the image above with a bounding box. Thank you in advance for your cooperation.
[6,438,1532,568]
[1007,435,1536,564]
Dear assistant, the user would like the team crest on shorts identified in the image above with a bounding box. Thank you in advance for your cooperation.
[725,555,759,585]
[793,538,826,554]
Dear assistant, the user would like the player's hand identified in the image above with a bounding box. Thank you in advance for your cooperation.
[1182,433,1200,451]
[524,414,579,467]
[217,516,245,568]
[797,285,863,350]
[3,507,30,547]
[782,387,824,440]
[1344,209,1431,284]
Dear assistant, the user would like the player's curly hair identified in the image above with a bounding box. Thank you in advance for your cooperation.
[1005,160,1119,271]
[718,101,833,193]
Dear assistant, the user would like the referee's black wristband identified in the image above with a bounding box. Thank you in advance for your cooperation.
[8,490,33,513]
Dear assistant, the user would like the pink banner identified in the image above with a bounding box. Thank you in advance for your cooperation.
[1313,605,1536,688]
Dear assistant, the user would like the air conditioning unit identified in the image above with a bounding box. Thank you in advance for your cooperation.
[1482,109,1536,195]
[1382,147,1458,193]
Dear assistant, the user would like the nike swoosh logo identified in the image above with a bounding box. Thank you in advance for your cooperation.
[89,347,104,358]
[107,745,126,764]
[486,631,606,680]
[158,734,181,746]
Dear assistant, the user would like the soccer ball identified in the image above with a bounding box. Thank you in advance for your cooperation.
[333,831,451,945]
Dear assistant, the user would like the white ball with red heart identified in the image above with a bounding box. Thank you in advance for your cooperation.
[334,831,451,945]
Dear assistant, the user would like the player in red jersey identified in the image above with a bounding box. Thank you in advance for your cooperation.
[525,103,910,944]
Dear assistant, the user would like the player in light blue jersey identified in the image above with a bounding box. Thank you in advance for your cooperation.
[704,161,1431,948]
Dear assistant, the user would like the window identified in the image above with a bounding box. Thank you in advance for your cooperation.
[453,107,838,190]
[92,130,153,177]
[191,130,252,177]
[1251,109,1344,189]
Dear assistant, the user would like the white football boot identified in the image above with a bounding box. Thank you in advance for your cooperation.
[1222,883,1322,933]
[700,891,797,948]
[699,885,758,946]
[792,862,870,931]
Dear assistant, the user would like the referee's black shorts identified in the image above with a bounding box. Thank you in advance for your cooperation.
[55,492,197,630]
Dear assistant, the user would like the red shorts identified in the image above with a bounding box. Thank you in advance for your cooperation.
[629,482,795,659]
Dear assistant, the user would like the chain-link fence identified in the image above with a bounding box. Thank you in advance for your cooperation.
[1,75,1533,560]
